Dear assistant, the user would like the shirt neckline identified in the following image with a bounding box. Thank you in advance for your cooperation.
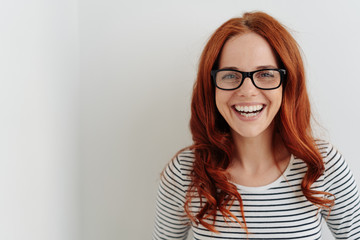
[229,154,294,193]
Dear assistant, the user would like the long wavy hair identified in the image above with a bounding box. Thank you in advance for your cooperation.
[184,11,334,233]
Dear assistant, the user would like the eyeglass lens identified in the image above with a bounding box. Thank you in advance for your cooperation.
[215,69,281,90]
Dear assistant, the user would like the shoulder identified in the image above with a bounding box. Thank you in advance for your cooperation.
[314,140,353,187]
[294,139,341,168]
[175,149,195,173]
[161,149,194,186]
[168,149,194,177]
[314,139,342,167]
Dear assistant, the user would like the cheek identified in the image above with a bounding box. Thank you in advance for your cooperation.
[215,90,222,111]
[269,90,283,111]
[215,90,229,115]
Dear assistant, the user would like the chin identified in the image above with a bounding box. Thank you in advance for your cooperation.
[231,122,274,139]
[232,128,265,139]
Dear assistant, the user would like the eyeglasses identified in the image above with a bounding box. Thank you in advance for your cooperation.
[211,68,286,90]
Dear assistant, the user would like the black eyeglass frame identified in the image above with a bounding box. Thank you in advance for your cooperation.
[210,68,286,90]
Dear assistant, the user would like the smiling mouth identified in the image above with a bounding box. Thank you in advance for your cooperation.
[234,104,264,118]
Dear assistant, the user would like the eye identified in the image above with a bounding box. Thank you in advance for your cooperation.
[222,74,237,80]
[256,70,275,79]
[218,71,242,81]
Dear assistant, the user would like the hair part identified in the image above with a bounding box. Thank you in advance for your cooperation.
[185,11,334,233]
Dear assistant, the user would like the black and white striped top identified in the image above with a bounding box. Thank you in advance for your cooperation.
[153,141,360,239]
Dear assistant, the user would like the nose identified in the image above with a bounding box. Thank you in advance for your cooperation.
[237,77,259,96]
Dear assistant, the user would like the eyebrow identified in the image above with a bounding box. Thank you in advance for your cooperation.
[219,65,278,71]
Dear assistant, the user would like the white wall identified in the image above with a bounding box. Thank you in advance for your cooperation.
[0,1,79,240]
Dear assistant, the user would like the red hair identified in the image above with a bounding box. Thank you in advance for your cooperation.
[185,11,334,233]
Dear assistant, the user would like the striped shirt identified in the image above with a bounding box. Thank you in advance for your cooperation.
[153,141,360,239]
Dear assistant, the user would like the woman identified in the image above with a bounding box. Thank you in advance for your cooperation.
[153,11,360,239]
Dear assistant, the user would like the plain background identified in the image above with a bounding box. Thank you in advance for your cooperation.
[1,0,360,240]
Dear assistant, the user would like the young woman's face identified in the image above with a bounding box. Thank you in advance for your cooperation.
[215,32,283,139]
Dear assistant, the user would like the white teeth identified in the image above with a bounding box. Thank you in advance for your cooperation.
[234,104,263,113]
[240,112,258,117]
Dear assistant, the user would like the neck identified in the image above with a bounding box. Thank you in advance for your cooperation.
[231,123,282,172]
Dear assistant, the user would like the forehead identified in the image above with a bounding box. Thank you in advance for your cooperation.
[218,32,278,70]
